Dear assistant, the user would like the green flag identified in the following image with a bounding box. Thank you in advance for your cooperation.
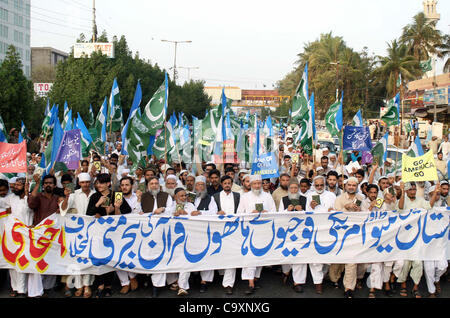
[381,94,400,127]
[419,58,432,73]
[142,82,168,135]
[324,100,341,137]
[108,78,122,132]
[127,113,151,169]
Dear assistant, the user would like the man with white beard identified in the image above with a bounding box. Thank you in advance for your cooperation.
[140,176,176,297]
[278,178,306,212]
[237,174,276,295]
[305,176,336,212]
[0,178,33,297]
[166,188,196,296]
[297,176,336,294]
[163,174,178,198]
[189,176,218,293]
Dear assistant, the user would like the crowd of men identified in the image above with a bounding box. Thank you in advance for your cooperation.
[0,128,449,299]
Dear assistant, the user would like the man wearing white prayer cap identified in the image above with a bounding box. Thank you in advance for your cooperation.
[239,174,251,194]
[59,171,96,297]
[163,174,178,197]
[397,181,440,298]
[237,174,276,295]
[179,174,218,294]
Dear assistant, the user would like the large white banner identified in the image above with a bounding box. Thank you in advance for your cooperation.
[0,208,448,275]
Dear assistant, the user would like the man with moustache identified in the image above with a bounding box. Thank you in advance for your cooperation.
[1,178,33,297]
[59,173,96,298]
[272,173,290,211]
[326,171,341,196]
[237,174,276,295]
[331,177,367,298]
[140,176,176,297]
[163,174,178,198]
[27,174,61,297]
[167,188,196,296]
[190,176,218,293]
[213,175,241,295]
[113,177,142,295]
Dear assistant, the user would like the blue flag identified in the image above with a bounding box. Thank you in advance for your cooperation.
[343,126,373,151]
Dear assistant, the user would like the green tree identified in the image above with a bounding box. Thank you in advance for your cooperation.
[49,34,210,126]
[278,32,382,121]
[0,45,35,134]
[400,12,443,61]
[374,40,422,98]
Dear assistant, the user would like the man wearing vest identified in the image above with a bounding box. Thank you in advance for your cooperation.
[189,176,218,293]
[140,176,176,297]
[213,175,240,295]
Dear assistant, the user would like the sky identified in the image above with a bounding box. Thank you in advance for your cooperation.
[31,0,450,89]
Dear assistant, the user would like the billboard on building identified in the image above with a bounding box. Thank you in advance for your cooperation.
[73,43,115,58]
[34,83,53,97]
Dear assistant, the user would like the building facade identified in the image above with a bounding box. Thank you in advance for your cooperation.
[0,0,30,77]
[31,47,68,70]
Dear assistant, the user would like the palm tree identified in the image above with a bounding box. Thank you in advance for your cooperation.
[400,12,443,61]
[375,40,422,98]
[436,34,450,72]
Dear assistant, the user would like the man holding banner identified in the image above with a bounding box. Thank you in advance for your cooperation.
[237,174,276,295]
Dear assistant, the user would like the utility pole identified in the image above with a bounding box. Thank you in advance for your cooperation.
[92,0,97,42]
[330,61,340,100]
[161,40,192,84]
[178,66,199,81]
[433,57,437,122]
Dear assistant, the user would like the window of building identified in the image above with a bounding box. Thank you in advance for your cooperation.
[0,8,8,22]
[14,13,23,27]
[25,3,30,16]
[0,24,7,38]
[25,18,29,29]
[25,65,29,76]
[25,33,29,45]
[25,48,29,60]
[14,29,22,43]
[0,0,8,5]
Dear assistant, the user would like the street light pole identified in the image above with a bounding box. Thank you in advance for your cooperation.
[178,66,199,81]
[330,61,340,100]
[161,40,192,84]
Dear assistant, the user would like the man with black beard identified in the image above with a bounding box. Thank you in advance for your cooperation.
[272,173,290,211]
[140,176,176,297]
[27,174,60,297]
[326,171,341,196]
[114,177,141,295]
[185,176,218,293]
[1,178,33,297]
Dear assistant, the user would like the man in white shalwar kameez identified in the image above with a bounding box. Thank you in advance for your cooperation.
[0,178,33,297]
[237,174,276,295]
[59,173,95,298]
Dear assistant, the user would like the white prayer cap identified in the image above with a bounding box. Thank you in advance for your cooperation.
[316,166,324,172]
[166,174,177,181]
[122,168,130,174]
[440,180,449,186]
[344,177,358,185]
[195,176,206,184]
[78,173,91,182]
[186,173,196,179]
[329,153,337,158]
[387,173,395,178]
[17,173,26,178]
[249,174,262,183]
[429,185,436,192]
[239,169,250,175]
[322,147,329,151]
[404,182,414,191]
[179,170,188,176]
[241,174,250,181]
[9,177,17,184]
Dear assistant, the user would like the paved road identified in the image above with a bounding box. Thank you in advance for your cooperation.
[0,266,448,299]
